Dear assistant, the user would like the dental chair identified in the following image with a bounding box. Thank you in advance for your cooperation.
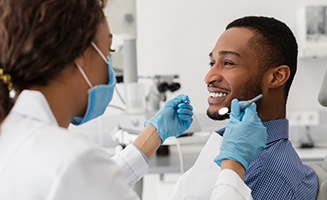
[309,67,327,200]
[308,160,327,200]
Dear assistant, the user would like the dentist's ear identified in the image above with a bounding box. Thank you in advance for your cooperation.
[74,42,96,71]
[74,52,87,70]
[267,65,290,89]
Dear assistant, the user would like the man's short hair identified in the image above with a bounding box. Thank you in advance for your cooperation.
[226,16,298,101]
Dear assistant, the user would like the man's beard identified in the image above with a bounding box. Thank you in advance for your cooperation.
[206,77,263,121]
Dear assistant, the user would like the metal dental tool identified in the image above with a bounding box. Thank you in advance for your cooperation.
[218,94,263,115]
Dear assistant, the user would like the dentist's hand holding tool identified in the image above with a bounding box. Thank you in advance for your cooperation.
[214,98,267,170]
[145,94,193,144]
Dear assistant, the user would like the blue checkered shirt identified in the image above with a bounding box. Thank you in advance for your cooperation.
[217,119,318,200]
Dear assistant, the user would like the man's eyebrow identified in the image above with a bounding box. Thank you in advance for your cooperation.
[109,33,113,38]
[209,51,241,58]
[219,50,241,57]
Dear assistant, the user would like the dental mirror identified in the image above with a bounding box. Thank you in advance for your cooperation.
[218,107,229,115]
[218,94,263,116]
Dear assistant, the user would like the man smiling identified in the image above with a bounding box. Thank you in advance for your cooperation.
[171,16,318,200]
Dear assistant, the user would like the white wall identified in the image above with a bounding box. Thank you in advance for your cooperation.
[135,0,327,114]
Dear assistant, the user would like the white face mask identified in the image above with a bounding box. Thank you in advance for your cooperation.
[72,42,116,125]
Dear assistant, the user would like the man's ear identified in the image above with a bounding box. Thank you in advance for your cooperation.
[266,65,290,89]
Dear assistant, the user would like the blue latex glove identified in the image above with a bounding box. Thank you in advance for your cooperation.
[144,94,193,144]
[214,99,267,170]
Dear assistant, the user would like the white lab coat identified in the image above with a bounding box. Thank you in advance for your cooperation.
[0,90,252,200]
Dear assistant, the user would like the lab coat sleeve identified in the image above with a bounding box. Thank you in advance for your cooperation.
[210,169,253,200]
[47,148,140,200]
[111,144,150,187]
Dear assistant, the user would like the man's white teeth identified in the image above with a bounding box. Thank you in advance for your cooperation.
[210,92,227,98]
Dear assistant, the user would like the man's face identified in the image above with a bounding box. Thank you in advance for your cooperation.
[205,27,263,120]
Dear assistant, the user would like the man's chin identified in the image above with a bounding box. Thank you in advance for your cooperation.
[206,110,229,121]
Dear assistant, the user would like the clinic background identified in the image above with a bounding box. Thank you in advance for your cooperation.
[134,0,326,112]
[90,0,327,146]
[68,1,327,199]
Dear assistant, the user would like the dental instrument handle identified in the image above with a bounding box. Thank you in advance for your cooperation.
[239,94,263,110]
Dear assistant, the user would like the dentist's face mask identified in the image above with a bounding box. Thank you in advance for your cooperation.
[72,42,116,125]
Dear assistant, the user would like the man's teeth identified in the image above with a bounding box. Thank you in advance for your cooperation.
[210,92,227,98]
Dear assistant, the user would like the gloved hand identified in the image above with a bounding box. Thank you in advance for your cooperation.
[144,94,193,144]
[214,99,267,170]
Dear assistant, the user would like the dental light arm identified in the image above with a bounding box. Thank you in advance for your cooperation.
[318,67,327,107]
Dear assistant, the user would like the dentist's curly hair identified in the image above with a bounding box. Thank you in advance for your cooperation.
[0,0,107,122]
[226,16,298,102]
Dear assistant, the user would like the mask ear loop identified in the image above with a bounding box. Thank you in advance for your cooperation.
[75,61,93,88]
[91,42,109,64]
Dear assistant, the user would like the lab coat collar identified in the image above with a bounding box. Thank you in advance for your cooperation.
[216,119,289,145]
[11,90,59,126]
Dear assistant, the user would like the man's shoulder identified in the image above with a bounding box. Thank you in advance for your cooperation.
[246,138,316,187]
[250,139,301,169]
